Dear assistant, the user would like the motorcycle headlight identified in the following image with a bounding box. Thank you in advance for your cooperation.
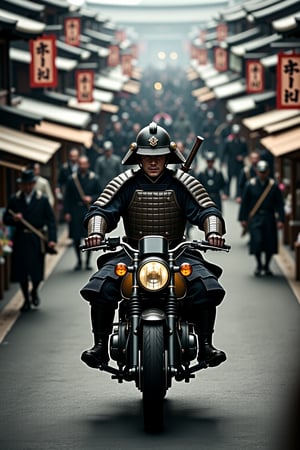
[137,258,170,292]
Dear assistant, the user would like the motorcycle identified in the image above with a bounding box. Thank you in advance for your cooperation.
[81,235,230,431]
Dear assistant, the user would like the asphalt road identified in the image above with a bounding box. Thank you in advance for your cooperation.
[0,199,299,450]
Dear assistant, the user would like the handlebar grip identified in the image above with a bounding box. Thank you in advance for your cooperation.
[200,240,231,251]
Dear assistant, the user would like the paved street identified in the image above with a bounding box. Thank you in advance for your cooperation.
[0,199,299,450]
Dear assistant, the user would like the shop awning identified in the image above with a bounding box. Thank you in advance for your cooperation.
[226,91,275,114]
[206,72,240,88]
[214,79,246,99]
[100,103,119,114]
[260,53,278,68]
[65,87,114,105]
[187,68,201,81]
[0,160,25,171]
[94,76,123,92]
[198,90,216,102]
[260,127,300,157]
[243,109,300,131]
[0,8,45,35]
[192,86,210,97]
[16,97,91,129]
[198,65,219,80]
[224,27,261,46]
[10,47,78,72]
[32,121,93,148]
[231,34,281,57]
[264,115,300,133]
[249,0,299,22]
[272,11,300,32]
[84,28,114,46]
[122,80,140,95]
[67,98,102,114]
[0,125,61,163]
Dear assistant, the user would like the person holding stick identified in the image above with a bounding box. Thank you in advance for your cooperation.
[3,169,57,311]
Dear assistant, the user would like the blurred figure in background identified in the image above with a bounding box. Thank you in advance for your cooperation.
[94,141,123,191]
[32,162,55,208]
[215,113,234,160]
[238,160,285,277]
[197,152,227,212]
[236,150,261,203]
[64,156,101,271]
[201,111,218,156]
[221,124,248,200]
[3,169,57,311]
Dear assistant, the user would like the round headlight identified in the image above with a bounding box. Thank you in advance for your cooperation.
[138,259,169,291]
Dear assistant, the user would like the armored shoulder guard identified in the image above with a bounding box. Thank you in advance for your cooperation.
[173,169,216,208]
[94,169,135,207]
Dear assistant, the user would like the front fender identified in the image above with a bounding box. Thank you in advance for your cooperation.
[140,308,166,323]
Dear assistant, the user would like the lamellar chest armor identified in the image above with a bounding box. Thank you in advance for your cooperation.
[123,190,186,242]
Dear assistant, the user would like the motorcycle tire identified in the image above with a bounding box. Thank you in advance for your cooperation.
[141,323,166,432]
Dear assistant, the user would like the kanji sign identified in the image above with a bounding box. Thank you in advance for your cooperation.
[198,48,208,65]
[29,35,57,88]
[76,70,94,103]
[121,54,133,77]
[214,47,228,72]
[108,44,120,67]
[246,60,264,93]
[217,23,228,42]
[277,53,300,109]
[64,17,81,46]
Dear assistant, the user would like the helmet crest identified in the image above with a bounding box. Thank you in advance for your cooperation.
[122,121,186,166]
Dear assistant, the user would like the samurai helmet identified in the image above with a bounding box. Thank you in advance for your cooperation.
[122,121,186,165]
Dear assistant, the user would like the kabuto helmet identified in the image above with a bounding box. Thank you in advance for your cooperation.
[122,121,186,165]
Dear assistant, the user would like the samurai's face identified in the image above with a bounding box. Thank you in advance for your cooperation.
[140,155,167,178]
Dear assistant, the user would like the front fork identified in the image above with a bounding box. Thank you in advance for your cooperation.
[166,251,179,381]
[127,252,140,379]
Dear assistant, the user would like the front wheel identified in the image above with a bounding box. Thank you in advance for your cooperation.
[141,323,166,432]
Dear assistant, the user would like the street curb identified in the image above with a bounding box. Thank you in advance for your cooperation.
[0,228,69,344]
[275,244,300,305]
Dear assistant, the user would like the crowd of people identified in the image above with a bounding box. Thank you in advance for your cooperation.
[2,65,287,311]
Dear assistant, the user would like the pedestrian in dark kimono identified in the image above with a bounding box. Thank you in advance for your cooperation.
[94,141,123,191]
[3,170,57,311]
[56,148,80,198]
[197,152,227,212]
[221,124,248,199]
[238,160,285,277]
[236,150,261,203]
[63,156,101,271]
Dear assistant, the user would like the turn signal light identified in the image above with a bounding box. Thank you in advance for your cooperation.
[179,263,192,277]
[115,263,128,276]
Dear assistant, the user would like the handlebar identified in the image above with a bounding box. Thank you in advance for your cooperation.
[80,237,231,254]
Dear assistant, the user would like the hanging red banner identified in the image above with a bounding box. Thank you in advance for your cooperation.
[108,44,120,67]
[217,23,228,42]
[121,54,133,77]
[198,48,208,65]
[29,35,57,88]
[64,17,81,46]
[214,47,228,72]
[76,70,94,103]
[277,53,300,109]
[246,60,264,93]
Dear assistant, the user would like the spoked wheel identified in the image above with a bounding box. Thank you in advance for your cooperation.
[141,323,166,432]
